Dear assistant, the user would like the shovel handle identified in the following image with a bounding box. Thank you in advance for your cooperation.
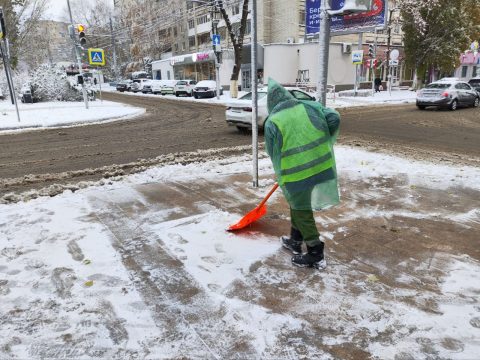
[258,183,279,208]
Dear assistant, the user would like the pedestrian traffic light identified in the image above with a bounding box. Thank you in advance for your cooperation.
[77,24,86,46]
[368,44,375,58]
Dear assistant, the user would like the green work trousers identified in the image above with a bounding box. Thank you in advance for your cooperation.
[290,208,321,247]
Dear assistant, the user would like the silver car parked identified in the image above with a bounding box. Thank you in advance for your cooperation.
[416,78,480,110]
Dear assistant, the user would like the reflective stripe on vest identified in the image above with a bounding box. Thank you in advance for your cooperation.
[270,103,333,184]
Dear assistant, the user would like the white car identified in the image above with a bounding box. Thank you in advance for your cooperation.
[150,80,177,95]
[193,80,223,99]
[174,80,197,97]
[226,88,317,131]
[131,78,150,92]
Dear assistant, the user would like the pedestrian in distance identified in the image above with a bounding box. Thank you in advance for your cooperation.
[94,78,98,86]
[374,77,382,92]
[264,79,341,270]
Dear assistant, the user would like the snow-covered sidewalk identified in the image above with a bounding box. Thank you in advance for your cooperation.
[0,100,145,133]
[331,88,417,108]
[1,146,479,359]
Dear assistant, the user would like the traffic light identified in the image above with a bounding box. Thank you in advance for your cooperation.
[77,24,86,47]
[368,44,375,58]
[0,7,6,39]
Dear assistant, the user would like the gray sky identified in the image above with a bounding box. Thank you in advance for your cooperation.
[44,0,114,21]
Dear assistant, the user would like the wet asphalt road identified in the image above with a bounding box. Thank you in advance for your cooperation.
[0,91,479,195]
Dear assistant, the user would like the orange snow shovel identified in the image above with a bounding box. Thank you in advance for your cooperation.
[227,183,279,231]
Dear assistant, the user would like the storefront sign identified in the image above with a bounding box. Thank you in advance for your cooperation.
[192,52,211,62]
[306,0,388,36]
[170,55,186,66]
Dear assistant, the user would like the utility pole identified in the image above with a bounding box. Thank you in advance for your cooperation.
[385,7,393,95]
[193,1,199,81]
[110,17,118,81]
[210,2,221,100]
[317,0,331,106]
[251,0,258,187]
[66,0,89,109]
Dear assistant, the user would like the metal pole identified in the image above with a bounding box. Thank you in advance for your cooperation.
[193,1,199,82]
[109,17,118,81]
[317,0,331,106]
[0,39,20,122]
[98,70,103,102]
[354,32,363,97]
[251,0,258,188]
[372,27,379,95]
[211,3,220,100]
[386,8,393,95]
[67,0,89,109]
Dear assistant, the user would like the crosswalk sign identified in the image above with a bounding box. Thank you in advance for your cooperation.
[88,48,105,66]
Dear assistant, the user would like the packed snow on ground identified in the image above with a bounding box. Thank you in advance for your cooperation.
[0,100,145,133]
[331,88,417,108]
[1,146,479,358]
[103,84,417,109]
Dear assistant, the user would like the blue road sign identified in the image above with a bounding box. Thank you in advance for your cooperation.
[212,34,221,46]
[88,48,105,66]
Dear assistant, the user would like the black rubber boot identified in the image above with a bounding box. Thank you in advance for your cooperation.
[291,242,326,270]
[281,227,303,255]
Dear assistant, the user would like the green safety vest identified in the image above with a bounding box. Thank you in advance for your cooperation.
[269,103,334,185]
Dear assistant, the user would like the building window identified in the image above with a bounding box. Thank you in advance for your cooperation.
[182,42,186,51]
[197,14,209,25]
[232,4,240,15]
[189,36,196,47]
[198,32,210,45]
[473,66,478,77]
[299,10,305,26]
[174,43,178,51]
[461,66,468,78]
[173,27,177,37]
[246,19,251,35]
[188,19,195,29]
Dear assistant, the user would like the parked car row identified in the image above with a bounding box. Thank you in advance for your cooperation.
[115,78,224,99]
[416,77,480,110]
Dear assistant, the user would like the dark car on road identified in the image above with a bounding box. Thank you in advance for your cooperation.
[116,80,132,92]
[416,78,480,110]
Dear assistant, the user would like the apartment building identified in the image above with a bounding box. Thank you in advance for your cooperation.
[122,0,410,89]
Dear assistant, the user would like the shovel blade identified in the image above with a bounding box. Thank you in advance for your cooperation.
[227,204,267,231]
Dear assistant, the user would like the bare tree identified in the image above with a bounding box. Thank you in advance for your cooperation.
[216,0,249,98]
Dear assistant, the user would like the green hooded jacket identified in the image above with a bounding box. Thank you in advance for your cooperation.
[264,79,340,211]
